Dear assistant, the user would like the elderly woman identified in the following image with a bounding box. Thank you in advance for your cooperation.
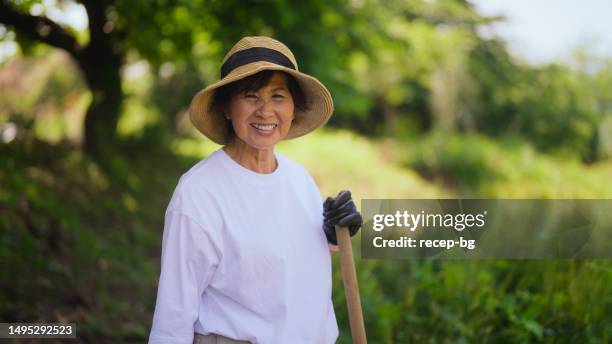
[148,36,361,344]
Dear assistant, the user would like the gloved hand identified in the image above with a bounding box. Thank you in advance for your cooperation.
[323,190,362,245]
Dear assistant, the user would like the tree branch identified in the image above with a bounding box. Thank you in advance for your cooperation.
[78,0,119,47]
[0,0,82,57]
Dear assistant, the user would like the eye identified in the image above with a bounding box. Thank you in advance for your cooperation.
[244,93,258,99]
[272,94,285,99]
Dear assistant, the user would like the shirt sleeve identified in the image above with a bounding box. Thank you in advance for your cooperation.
[148,210,222,344]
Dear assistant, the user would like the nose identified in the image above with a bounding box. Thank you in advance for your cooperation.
[255,98,274,119]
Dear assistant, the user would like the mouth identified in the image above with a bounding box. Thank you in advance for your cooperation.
[250,123,277,131]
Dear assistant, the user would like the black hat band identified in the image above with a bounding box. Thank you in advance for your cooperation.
[220,47,296,78]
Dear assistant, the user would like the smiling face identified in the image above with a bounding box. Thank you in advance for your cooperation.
[226,72,295,151]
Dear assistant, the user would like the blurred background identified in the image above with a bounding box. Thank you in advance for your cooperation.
[1,0,611,342]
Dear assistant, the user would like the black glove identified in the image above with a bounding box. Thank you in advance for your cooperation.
[323,190,362,245]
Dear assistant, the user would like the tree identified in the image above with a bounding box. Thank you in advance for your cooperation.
[0,0,366,165]
[0,0,124,164]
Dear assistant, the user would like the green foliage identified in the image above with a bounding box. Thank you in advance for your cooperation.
[5,0,612,163]
[467,40,612,162]
[2,129,612,342]
[349,260,612,343]
[2,1,612,342]
[0,51,84,121]
[402,131,505,190]
[402,131,612,198]
[0,135,191,341]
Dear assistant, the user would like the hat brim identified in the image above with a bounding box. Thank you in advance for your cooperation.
[189,61,334,145]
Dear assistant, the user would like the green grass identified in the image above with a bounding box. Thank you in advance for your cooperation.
[167,129,612,343]
[173,128,448,201]
[2,129,611,343]
[401,131,612,198]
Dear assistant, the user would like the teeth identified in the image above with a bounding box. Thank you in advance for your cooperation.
[251,123,277,131]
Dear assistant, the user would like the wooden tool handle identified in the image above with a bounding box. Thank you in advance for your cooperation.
[336,225,367,344]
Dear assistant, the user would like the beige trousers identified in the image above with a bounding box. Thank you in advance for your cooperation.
[193,332,251,344]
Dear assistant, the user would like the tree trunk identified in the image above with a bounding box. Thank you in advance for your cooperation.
[77,46,123,163]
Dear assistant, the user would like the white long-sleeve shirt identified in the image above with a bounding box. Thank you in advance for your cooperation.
[148,148,338,344]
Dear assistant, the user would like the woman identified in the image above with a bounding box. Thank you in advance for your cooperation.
[148,36,362,344]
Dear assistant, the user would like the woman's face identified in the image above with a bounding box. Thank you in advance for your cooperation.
[226,72,295,152]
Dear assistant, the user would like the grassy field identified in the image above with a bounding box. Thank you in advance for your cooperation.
[1,128,611,343]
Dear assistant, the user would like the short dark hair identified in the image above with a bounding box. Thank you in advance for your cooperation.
[211,70,309,142]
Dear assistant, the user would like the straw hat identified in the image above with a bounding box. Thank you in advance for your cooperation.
[189,36,334,145]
